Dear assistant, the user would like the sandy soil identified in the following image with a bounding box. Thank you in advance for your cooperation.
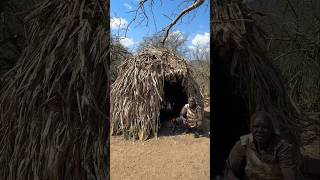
[110,108,211,180]
[110,132,210,180]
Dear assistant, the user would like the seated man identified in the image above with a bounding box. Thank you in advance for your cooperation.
[175,96,203,138]
[224,111,296,180]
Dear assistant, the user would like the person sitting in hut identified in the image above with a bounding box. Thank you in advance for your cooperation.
[224,111,296,180]
[175,96,203,138]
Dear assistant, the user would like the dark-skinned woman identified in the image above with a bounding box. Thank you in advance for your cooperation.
[224,111,296,180]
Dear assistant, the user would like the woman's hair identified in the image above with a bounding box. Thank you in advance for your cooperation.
[250,111,275,132]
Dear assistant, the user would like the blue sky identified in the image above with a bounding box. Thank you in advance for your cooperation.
[110,0,210,54]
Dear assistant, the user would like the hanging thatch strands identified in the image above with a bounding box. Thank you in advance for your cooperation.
[214,0,266,50]
[111,48,203,141]
[213,0,301,144]
[0,0,109,179]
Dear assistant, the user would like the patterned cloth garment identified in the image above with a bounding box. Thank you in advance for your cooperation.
[184,104,201,128]
[241,134,291,180]
[225,133,295,180]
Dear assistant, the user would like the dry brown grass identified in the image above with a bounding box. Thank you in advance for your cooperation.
[213,0,302,143]
[0,0,109,179]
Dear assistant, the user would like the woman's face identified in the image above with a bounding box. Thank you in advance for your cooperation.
[188,98,196,108]
[251,116,273,145]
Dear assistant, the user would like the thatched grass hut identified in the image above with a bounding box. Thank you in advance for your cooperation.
[111,48,203,140]
[0,0,109,179]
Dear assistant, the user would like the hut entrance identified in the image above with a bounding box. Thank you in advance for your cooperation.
[159,79,188,126]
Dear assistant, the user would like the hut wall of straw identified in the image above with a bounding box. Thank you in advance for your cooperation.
[0,0,109,179]
[111,48,203,140]
[213,0,301,144]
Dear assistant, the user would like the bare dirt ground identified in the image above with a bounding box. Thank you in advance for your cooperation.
[110,133,210,180]
[110,108,211,180]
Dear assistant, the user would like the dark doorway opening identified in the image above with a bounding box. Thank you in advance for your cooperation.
[159,79,188,135]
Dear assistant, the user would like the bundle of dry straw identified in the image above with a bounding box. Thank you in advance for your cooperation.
[213,0,301,144]
[111,48,203,140]
[0,0,109,179]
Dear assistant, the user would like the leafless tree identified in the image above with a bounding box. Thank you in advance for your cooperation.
[137,31,189,56]
[189,44,210,102]
[124,0,206,45]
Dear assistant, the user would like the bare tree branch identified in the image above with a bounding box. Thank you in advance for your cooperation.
[122,0,206,46]
[161,0,205,44]
[125,0,150,37]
